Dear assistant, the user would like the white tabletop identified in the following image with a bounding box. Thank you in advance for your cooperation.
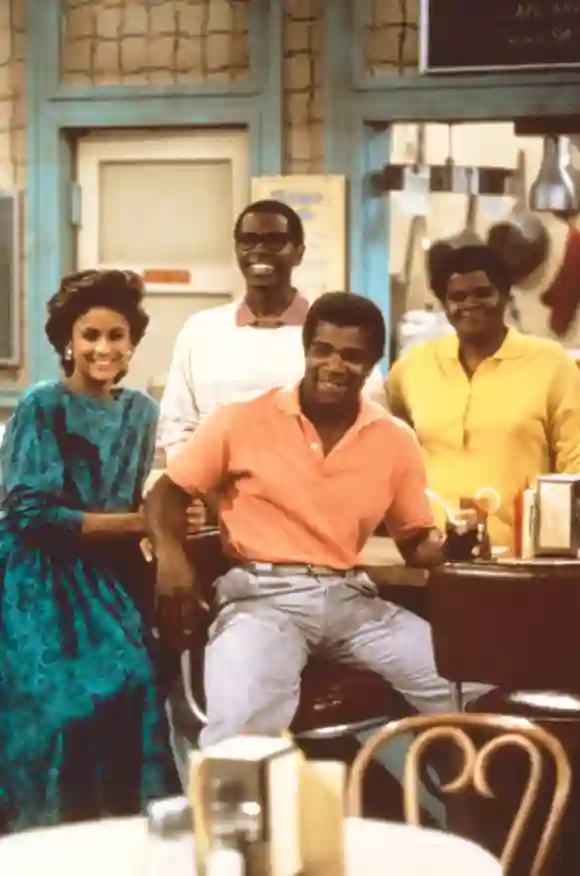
[0,815,501,876]
[347,818,501,876]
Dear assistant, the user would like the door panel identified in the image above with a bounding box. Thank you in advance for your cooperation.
[76,129,249,390]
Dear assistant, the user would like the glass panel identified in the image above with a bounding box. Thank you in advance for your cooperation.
[363,0,420,78]
[60,0,249,86]
[98,159,233,265]
[283,0,324,174]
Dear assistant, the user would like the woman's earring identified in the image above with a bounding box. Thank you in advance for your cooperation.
[126,348,134,361]
[64,344,73,361]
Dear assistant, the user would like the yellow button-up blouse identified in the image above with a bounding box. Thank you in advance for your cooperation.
[386,329,580,549]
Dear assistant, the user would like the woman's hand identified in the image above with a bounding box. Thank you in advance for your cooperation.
[131,508,147,533]
[139,499,206,561]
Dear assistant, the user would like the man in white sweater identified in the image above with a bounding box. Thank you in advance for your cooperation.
[157,199,385,460]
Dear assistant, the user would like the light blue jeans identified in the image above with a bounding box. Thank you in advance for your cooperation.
[168,566,488,819]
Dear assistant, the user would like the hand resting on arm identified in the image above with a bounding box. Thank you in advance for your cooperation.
[145,473,206,649]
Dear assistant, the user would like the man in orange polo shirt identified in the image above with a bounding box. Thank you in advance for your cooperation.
[146,292,481,748]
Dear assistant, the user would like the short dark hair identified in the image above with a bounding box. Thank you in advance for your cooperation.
[428,242,513,301]
[45,269,150,376]
[234,199,304,247]
[302,292,385,365]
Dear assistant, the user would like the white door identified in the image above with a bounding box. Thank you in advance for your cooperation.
[76,129,250,392]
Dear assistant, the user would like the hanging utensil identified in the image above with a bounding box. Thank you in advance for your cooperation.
[529,135,579,214]
[487,148,550,288]
[551,137,580,221]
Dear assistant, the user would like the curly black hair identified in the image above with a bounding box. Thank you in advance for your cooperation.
[428,241,513,302]
[45,269,150,377]
[302,291,385,366]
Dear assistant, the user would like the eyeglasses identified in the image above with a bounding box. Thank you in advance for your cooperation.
[235,232,293,253]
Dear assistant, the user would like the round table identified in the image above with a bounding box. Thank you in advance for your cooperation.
[0,815,501,876]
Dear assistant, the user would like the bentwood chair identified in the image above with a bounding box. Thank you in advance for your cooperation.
[347,713,572,876]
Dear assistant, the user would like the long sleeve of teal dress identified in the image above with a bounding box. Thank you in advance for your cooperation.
[0,381,177,834]
[1,389,85,539]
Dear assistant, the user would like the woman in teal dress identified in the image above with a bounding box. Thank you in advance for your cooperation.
[0,269,177,833]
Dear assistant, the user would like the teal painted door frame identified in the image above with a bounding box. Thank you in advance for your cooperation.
[18,0,283,401]
[324,0,580,369]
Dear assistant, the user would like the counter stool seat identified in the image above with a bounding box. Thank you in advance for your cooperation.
[428,561,580,876]
[172,529,413,742]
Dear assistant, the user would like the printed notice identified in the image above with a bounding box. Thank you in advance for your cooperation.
[251,175,346,301]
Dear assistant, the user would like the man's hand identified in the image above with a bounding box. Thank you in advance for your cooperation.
[397,528,446,568]
[412,529,446,567]
[155,546,207,650]
[184,472,251,532]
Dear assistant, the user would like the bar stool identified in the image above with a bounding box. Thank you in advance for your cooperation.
[428,560,580,876]
[168,529,415,819]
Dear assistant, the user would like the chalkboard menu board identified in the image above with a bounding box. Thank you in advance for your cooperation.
[420,0,580,73]
[0,193,20,365]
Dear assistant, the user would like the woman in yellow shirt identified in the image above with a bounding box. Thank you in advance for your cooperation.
[386,242,580,551]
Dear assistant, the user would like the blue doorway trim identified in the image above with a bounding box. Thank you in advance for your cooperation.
[19,0,283,401]
[353,123,391,378]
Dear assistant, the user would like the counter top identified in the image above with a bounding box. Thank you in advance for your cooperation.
[358,537,428,588]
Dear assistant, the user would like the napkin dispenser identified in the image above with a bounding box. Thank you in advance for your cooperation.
[534,474,580,557]
[188,735,346,876]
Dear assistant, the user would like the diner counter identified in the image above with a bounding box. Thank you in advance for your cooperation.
[358,537,428,588]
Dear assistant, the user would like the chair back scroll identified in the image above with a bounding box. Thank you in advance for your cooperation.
[346,713,572,876]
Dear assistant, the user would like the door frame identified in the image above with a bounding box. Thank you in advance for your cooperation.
[20,0,283,402]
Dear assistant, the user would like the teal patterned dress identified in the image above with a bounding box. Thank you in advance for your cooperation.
[0,381,177,833]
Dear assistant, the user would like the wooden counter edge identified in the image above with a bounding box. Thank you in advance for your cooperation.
[358,537,428,588]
